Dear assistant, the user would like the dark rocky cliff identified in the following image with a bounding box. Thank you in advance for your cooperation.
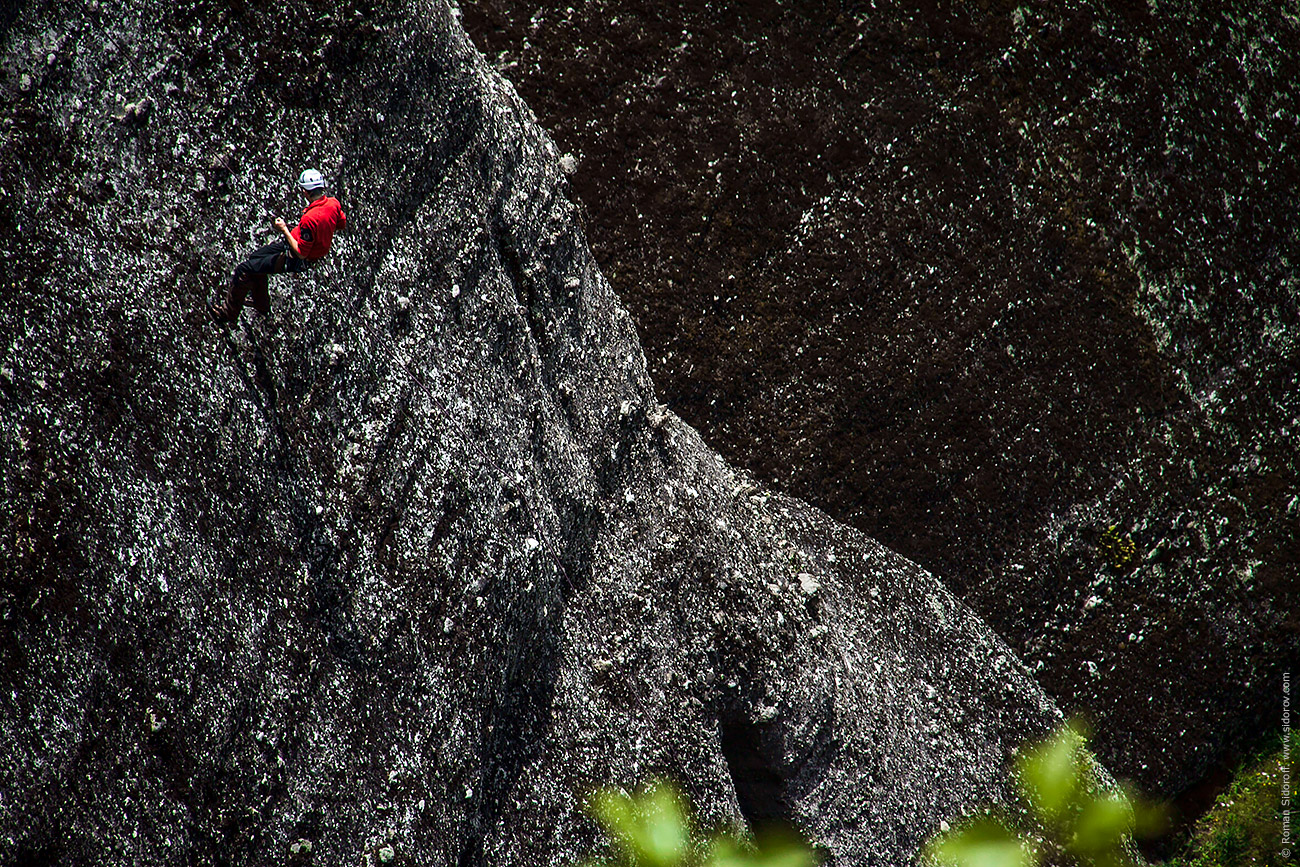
[462,0,1300,799]
[2,1,1062,864]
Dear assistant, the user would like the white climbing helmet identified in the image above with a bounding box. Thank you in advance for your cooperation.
[297,168,326,190]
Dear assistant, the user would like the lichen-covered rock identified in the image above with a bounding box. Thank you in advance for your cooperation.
[461,0,1300,796]
[0,1,1060,865]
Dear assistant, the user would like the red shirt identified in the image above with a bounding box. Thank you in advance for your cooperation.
[291,196,347,260]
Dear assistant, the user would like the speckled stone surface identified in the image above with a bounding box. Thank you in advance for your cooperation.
[1,2,1061,864]
[460,0,1300,802]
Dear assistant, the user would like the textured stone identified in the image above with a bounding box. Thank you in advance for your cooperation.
[0,2,1062,865]
[461,0,1300,799]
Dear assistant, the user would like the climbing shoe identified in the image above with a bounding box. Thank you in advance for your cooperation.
[207,302,233,327]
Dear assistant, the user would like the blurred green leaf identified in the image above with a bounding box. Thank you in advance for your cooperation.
[1015,721,1088,824]
[583,780,820,867]
[704,834,747,867]
[924,722,1170,867]
[925,817,1039,867]
[705,831,817,867]
[1070,790,1133,855]
[640,785,691,866]
[588,784,691,867]
[590,790,637,849]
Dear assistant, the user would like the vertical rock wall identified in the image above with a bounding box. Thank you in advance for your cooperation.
[461,0,1300,798]
[1,1,1061,865]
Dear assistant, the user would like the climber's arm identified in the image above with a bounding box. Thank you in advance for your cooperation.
[274,218,303,258]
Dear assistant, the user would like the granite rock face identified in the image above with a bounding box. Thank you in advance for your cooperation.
[462,0,1300,797]
[1,1,1061,864]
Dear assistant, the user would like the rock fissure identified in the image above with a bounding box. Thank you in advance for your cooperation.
[720,716,795,834]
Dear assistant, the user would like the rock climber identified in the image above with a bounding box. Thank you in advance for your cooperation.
[208,168,347,326]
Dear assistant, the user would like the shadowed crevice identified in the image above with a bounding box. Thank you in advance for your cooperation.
[719,717,793,833]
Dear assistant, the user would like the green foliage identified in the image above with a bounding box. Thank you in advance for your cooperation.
[927,817,1037,867]
[1098,526,1138,572]
[705,831,818,867]
[589,785,691,867]
[582,782,817,867]
[925,720,1163,867]
[1161,729,1298,867]
[1017,721,1092,826]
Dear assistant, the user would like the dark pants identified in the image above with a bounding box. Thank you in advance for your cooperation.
[224,240,310,316]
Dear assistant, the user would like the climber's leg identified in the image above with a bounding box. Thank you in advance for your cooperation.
[211,241,289,323]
